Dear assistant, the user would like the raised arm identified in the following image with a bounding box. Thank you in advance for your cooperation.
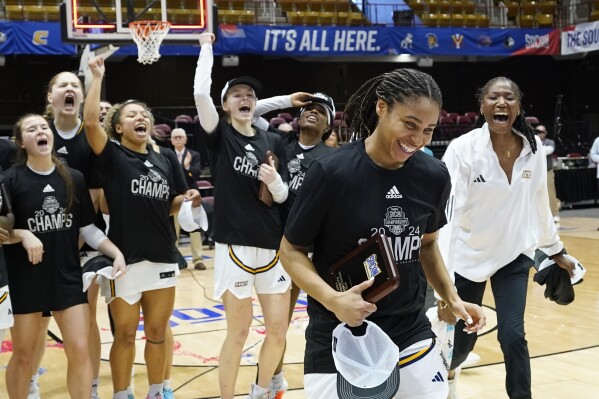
[83,57,109,155]
[193,32,220,134]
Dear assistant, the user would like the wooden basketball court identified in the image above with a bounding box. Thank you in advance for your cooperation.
[0,211,597,398]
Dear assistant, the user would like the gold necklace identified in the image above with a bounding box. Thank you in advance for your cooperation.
[493,140,517,158]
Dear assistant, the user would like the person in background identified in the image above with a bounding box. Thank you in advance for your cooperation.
[535,124,561,228]
[100,101,113,123]
[194,32,291,399]
[324,128,340,148]
[590,135,599,230]
[276,122,294,133]
[439,77,576,399]
[170,127,206,271]
[280,68,485,399]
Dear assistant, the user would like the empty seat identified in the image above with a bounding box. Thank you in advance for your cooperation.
[456,115,473,125]
[277,112,293,122]
[525,116,540,125]
[269,117,287,127]
[463,13,477,26]
[439,116,456,125]
[539,0,557,13]
[154,123,172,135]
[175,114,194,123]
[518,13,535,27]
[536,13,554,27]
[195,180,214,196]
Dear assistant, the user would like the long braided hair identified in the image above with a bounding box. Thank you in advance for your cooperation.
[475,77,537,153]
[344,68,443,139]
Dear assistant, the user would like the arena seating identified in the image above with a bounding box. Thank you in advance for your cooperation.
[1,0,593,27]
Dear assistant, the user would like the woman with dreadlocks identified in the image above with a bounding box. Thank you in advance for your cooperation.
[437,77,576,399]
[279,69,485,399]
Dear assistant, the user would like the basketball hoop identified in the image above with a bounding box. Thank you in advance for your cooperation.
[129,20,171,65]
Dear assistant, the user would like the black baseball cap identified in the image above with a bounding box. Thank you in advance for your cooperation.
[301,92,336,125]
[220,76,263,105]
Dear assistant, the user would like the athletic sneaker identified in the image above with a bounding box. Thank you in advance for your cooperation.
[145,392,163,399]
[462,352,481,368]
[246,383,269,399]
[162,388,174,399]
[91,393,100,399]
[27,381,40,399]
[269,377,288,399]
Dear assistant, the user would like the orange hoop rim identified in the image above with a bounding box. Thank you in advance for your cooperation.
[129,20,171,36]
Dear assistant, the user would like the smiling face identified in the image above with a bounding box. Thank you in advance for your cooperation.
[114,103,153,148]
[480,79,521,135]
[298,103,329,135]
[18,115,54,159]
[222,84,256,123]
[371,97,439,167]
[47,72,84,118]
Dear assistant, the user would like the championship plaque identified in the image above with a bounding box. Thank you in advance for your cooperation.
[326,234,399,303]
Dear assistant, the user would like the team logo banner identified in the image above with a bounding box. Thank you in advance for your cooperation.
[561,21,599,55]
[0,21,561,56]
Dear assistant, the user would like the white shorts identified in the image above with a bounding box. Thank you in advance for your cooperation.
[99,261,179,305]
[213,243,291,300]
[0,286,14,330]
[304,338,448,399]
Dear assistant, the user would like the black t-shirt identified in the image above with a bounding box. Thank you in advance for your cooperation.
[95,141,186,264]
[51,119,102,188]
[3,165,95,313]
[284,139,451,374]
[0,176,10,288]
[280,132,336,226]
[201,119,288,249]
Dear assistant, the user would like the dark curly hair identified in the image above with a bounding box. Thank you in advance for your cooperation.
[344,68,443,138]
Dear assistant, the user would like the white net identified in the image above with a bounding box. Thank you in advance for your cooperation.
[129,20,171,65]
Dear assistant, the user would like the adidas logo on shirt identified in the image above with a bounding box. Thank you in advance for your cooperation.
[431,371,444,382]
[144,160,154,168]
[244,144,255,151]
[473,174,486,183]
[43,184,55,193]
[386,186,402,199]
[56,146,68,154]
[277,275,286,283]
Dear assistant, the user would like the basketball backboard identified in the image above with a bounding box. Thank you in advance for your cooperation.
[61,0,214,44]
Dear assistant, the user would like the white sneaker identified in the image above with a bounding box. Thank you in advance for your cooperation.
[27,381,40,399]
[269,377,288,399]
[246,383,268,399]
[462,352,481,368]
